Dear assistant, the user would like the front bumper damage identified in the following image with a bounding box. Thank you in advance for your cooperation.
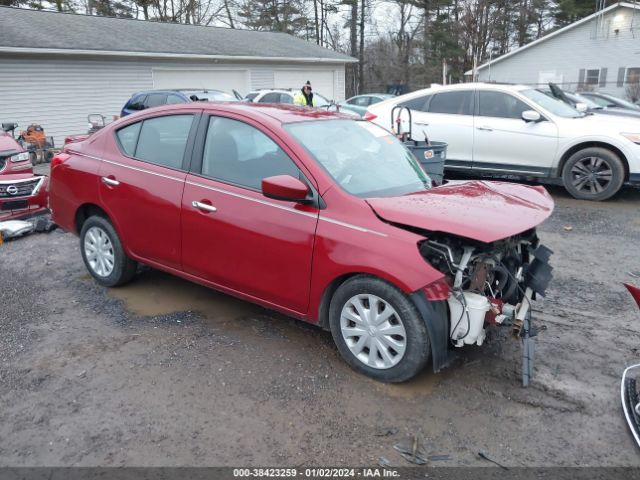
[413,243,553,387]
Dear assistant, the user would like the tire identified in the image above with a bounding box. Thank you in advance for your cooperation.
[562,147,625,201]
[329,275,430,383]
[80,215,137,287]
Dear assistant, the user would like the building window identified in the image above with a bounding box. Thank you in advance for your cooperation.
[627,68,640,85]
[585,69,601,85]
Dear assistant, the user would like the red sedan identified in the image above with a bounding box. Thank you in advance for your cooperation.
[0,128,49,221]
[49,103,554,382]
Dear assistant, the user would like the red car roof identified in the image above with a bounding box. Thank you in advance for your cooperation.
[134,102,354,125]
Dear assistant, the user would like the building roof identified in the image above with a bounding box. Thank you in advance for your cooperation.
[0,7,356,63]
[466,2,639,75]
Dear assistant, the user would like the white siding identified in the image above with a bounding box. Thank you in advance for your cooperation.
[0,57,153,147]
[250,69,275,90]
[0,55,348,146]
[477,5,640,98]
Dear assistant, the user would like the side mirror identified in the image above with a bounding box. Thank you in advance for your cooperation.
[262,175,309,202]
[575,103,588,113]
[522,110,542,122]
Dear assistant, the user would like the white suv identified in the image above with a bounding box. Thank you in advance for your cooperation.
[366,82,640,201]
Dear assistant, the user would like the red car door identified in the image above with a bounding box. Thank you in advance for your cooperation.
[181,114,319,314]
[99,111,198,270]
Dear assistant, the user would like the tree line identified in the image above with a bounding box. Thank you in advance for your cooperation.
[2,0,619,96]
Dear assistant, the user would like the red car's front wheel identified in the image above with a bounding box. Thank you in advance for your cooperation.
[329,275,431,383]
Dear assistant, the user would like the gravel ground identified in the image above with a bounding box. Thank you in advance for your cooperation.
[1,180,639,467]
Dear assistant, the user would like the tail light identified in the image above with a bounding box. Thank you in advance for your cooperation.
[50,152,71,170]
[363,112,377,122]
[423,277,450,301]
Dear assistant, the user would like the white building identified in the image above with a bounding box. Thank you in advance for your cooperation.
[0,7,356,145]
[469,2,640,98]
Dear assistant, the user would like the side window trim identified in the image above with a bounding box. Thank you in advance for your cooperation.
[113,111,201,172]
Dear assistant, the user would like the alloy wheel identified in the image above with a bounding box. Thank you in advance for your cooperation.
[570,156,613,195]
[84,226,115,277]
[340,294,407,369]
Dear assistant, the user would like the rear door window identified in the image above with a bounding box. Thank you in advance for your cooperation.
[145,93,167,108]
[428,91,473,115]
[133,115,194,170]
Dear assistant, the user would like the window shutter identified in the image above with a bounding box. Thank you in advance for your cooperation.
[617,67,626,87]
[599,68,607,87]
[578,69,585,89]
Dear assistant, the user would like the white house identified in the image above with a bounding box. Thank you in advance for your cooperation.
[468,2,640,98]
[0,7,356,145]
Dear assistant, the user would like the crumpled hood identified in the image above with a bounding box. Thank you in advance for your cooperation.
[366,180,554,243]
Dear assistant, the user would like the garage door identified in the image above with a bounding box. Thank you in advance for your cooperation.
[153,69,249,95]
[273,70,335,101]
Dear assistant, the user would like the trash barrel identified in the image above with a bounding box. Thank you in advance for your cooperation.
[404,140,447,186]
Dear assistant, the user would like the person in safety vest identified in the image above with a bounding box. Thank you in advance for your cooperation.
[293,81,316,107]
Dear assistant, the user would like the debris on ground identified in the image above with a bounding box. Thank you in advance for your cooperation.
[374,427,398,437]
[478,451,509,470]
[393,434,428,465]
[0,214,57,242]
[563,225,573,231]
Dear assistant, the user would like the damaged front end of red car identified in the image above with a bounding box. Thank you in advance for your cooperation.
[369,180,555,386]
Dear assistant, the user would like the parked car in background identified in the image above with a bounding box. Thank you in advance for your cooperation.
[338,94,394,117]
[543,84,640,119]
[244,89,331,107]
[366,82,640,201]
[1,124,33,175]
[1,123,48,221]
[121,89,241,116]
[49,102,553,383]
[580,92,640,112]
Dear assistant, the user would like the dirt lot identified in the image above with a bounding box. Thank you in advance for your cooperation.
[1,180,640,467]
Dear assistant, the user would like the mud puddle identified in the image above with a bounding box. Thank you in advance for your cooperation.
[108,269,263,320]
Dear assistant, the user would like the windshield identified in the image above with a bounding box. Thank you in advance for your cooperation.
[602,94,640,110]
[244,93,259,102]
[285,119,431,198]
[521,89,583,118]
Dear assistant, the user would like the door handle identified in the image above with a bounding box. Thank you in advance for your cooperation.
[477,126,493,131]
[101,176,120,187]
[415,121,430,126]
[192,200,217,213]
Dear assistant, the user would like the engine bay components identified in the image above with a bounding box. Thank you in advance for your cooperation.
[419,229,553,386]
